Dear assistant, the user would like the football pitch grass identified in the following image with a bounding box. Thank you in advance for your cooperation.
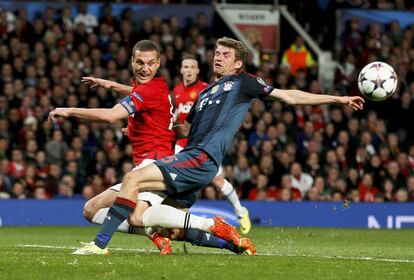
[0,227,413,279]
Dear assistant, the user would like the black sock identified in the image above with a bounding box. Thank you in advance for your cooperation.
[182,229,239,254]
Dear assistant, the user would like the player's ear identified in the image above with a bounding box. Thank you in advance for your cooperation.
[130,56,134,67]
[235,60,243,71]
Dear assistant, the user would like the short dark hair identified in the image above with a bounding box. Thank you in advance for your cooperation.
[132,40,161,58]
[181,53,196,61]
[216,37,249,70]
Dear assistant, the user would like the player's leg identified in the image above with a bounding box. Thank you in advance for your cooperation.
[212,167,251,234]
[128,193,254,255]
[83,185,150,235]
[73,164,166,253]
[73,151,254,254]
[141,204,254,254]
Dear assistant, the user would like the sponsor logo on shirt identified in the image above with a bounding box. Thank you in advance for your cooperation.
[197,98,210,111]
[178,102,194,114]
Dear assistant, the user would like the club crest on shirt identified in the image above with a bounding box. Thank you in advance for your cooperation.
[257,77,267,86]
[190,91,198,100]
[211,85,219,95]
[161,155,178,163]
[223,81,233,91]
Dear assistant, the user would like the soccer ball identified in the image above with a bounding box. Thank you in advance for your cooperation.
[357,61,398,101]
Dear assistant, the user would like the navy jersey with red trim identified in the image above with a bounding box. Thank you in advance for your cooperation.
[119,77,175,165]
[185,72,274,165]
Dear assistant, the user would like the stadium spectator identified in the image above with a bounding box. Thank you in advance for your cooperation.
[358,173,379,202]
[289,162,313,196]
[74,3,98,34]
[281,36,316,76]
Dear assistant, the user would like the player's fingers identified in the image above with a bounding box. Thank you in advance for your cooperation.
[48,113,56,122]
[353,102,362,110]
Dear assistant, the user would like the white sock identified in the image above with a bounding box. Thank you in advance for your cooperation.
[143,204,214,231]
[220,179,244,217]
[91,207,151,236]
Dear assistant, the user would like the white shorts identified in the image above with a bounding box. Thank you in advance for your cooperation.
[175,144,185,154]
[175,144,224,177]
[109,159,167,206]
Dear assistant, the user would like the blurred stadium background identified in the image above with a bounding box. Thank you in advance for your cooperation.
[0,0,414,279]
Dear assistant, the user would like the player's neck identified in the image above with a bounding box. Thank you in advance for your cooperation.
[183,79,197,87]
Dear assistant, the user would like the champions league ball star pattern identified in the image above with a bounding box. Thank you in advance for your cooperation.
[357,61,398,101]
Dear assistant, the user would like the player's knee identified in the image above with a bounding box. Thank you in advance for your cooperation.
[128,214,144,227]
[83,200,96,222]
[123,172,142,190]
[212,176,224,189]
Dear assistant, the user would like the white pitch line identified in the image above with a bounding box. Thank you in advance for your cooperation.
[16,244,414,264]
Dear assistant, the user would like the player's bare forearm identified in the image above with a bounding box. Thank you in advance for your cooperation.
[81,77,133,96]
[111,82,133,97]
[68,108,119,123]
[269,89,364,110]
[49,104,129,124]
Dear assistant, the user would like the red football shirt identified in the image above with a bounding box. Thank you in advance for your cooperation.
[173,80,208,147]
[127,77,175,165]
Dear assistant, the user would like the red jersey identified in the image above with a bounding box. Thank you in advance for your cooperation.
[123,78,175,165]
[173,80,208,147]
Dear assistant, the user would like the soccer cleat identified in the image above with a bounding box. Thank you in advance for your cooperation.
[209,216,241,247]
[72,241,109,256]
[238,207,252,235]
[150,233,173,255]
[238,237,256,255]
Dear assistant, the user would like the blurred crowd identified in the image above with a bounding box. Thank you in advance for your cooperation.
[0,2,413,203]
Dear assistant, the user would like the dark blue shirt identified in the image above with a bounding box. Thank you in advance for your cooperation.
[185,72,274,165]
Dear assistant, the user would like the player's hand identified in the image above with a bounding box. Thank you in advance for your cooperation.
[340,96,365,110]
[48,108,71,122]
[121,127,129,137]
[81,77,113,89]
[172,108,179,123]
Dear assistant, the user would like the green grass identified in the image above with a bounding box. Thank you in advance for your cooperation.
[0,226,413,279]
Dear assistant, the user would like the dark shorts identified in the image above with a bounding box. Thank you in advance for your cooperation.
[155,149,218,206]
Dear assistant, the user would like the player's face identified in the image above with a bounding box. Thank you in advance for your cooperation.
[180,59,199,84]
[213,45,243,78]
[131,50,160,84]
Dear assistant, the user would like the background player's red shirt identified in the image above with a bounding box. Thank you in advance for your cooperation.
[127,77,175,165]
[173,80,208,147]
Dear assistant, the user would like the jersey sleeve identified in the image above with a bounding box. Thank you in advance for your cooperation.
[121,84,159,113]
[119,95,137,115]
[240,73,274,99]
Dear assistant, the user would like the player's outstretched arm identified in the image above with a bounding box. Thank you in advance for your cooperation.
[81,77,133,97]
[269,89,364,110]
[48,104,129,124]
